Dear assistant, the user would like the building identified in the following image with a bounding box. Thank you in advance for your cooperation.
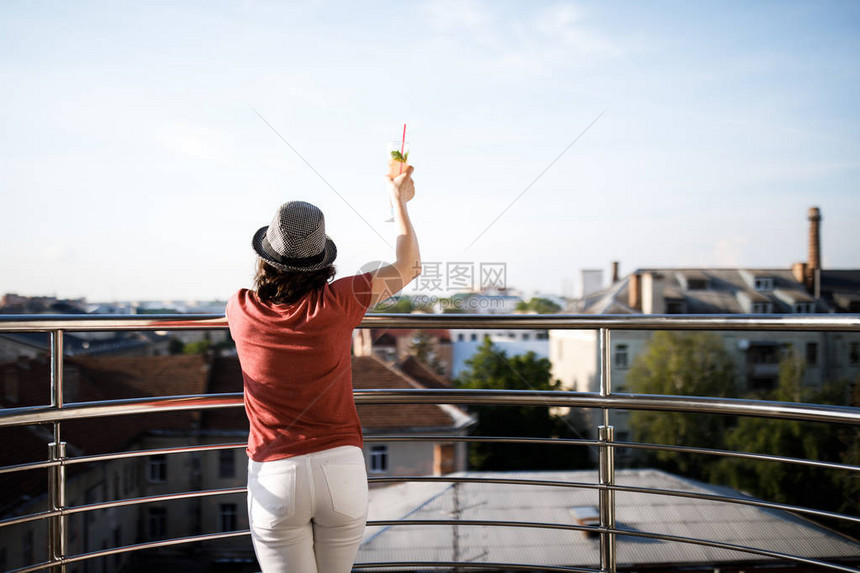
[353,328,453,377]
[358,468,860,570]
[0,354,211,573]
[550,207,860,443]
[353,355,475,477]
[0,352,474,572]
[450,328,550,378]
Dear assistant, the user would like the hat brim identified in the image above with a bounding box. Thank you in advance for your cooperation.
[252,226,337,272]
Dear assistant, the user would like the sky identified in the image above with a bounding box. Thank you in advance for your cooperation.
[1,1,859,302]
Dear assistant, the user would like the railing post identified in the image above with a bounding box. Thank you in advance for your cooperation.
[597,328,616,572]
[49,330,67,573]
[598,425,616,572]
[48,441,67,572]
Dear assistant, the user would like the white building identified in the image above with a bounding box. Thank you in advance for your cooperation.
[551,208,860,447]
[450,328,550,378]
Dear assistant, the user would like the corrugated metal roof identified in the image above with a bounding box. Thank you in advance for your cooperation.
[358,469,860,570]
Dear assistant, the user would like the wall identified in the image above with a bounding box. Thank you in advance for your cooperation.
[451,329,549,378]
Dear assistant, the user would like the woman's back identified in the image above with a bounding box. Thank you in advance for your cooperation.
[227,273,371,462]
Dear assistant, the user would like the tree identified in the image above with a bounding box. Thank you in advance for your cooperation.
[627,331,737,480]
[456,337,590,470]
[409,330,444,374]
[168,337,185,355]
[369,296,415,314]
[717,350,857,533]
[183,340,211,355]
[515,297,562,314]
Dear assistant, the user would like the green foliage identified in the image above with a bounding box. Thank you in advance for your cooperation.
[457,337,590,471]
[629,334,858,536]
[515,297,562,314]
[168,337,185,355]
[409,330,445,374]
[440,299,466,314]
[627,331,737,480]
[183,340,211,355]
[716,350,857,525]
[370,296,415,314]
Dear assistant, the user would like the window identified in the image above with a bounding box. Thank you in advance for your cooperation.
[752,302,772,314]
[23,530,33,568]
[3,370,18,403]
[806,342,818,366]
[522,333,531,341]
[85,485,101,524]
[457,333,465,342]
[666,301,685,314]
[148,455,167,483]
[369,445,388,473]
[219,503,238,532]
[148,507,167,538]
[615,344,629,369]
[113,527,122,567]
[794,302,814,314]
[687,278,708,290]
[218,449,235,479]
[536,331,549,340]
[615,431,632,460]
[754,277,774,291]
[470,333,477,342]
[850,342,859,365]
[124,463,135,496]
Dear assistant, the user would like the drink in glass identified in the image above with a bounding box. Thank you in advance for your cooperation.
[387,140,410,178]
[385,141,410,221]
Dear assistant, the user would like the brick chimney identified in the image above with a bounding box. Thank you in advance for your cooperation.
[628,272,642,311]
[806,207,822,293]
[611,261,620,284]
[791,262,807,285]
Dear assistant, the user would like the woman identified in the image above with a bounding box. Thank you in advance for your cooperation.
[226,166,419,572]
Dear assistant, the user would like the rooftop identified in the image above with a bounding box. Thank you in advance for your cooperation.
[362,468,860,569]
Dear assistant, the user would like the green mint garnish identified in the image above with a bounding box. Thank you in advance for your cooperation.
[390,150,407,163]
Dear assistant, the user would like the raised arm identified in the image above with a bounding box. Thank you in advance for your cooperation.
[369,166,421,307]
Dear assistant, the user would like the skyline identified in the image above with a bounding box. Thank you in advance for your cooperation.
[2,1,859,301]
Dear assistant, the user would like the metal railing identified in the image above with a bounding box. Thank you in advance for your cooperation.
[0,313,859,573]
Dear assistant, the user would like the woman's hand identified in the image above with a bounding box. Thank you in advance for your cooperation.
[387,165,415,204]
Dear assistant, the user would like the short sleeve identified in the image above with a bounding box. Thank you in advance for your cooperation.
[330,272,373,325]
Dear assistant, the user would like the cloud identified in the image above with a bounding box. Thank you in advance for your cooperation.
[424,0,492,34]
[423,0,623,72]
[714,237,748,267]
[159,121,230,161]
[533,4,622,58]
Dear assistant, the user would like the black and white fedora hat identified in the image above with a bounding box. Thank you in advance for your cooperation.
[252,201,337,272]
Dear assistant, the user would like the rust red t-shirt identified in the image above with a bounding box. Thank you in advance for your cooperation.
[226,272,372,462]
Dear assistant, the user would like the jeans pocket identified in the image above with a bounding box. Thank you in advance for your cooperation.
[321,462,368,520]
[248,465,297,529]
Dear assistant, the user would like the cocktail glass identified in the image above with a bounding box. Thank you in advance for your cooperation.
[385,140,410,222]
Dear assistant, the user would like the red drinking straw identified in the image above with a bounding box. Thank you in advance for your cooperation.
[399,123,407,175]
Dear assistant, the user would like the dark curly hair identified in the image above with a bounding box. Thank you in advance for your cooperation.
[254,259,336,305]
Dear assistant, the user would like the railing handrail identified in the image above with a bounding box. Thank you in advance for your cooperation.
[1,313,859,573]
[1,389,857,428]
[2,312,860,331]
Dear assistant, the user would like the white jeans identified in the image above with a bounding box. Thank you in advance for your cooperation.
[247,445,368,573]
